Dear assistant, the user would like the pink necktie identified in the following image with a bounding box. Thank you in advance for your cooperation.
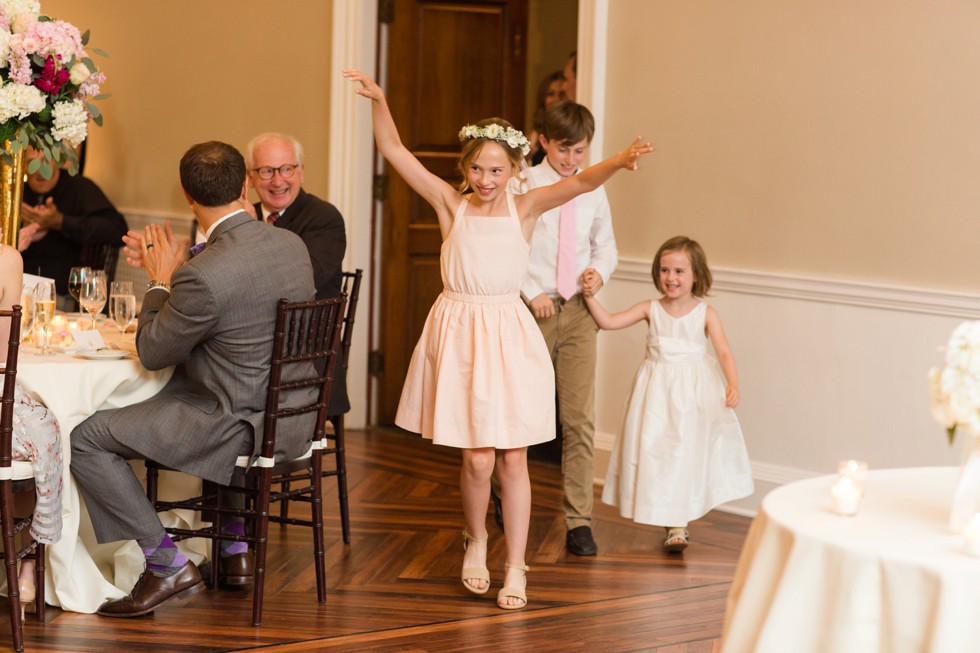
[556,200,577,300]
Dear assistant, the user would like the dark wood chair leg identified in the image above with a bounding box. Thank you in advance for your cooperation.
[330,414,351,545]
[311,450,327,603]
[2,483,24,652]
[35,542,45,620]
[251,468,272,626]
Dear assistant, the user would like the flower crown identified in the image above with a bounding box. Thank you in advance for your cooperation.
[458,123,530,156]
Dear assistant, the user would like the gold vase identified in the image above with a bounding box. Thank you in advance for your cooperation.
[0,139,26,248]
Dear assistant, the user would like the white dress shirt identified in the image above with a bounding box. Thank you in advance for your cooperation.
[520,160,618,300]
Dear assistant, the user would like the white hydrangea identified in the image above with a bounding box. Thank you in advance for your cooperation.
[0,29,10,66]
[930,320,980,437]
[0,80,44,122]
[50,99,88,147]
[1,0,40,26]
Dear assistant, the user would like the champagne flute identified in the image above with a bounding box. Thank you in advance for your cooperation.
[33,281,56,355]
[68,266,91,312]
[80,273,107,330]
[109,281,136,335]
[19,291,35,343]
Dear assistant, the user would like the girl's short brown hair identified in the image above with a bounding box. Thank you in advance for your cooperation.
[651,236,713,297]
[457,117,524,193]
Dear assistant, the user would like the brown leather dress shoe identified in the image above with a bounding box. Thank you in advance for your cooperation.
[97,562,204,617]
[219,552,254,587]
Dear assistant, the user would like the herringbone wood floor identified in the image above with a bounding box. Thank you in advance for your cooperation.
[3,428,751,652]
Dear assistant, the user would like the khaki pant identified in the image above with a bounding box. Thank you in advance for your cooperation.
[535,295,598,530]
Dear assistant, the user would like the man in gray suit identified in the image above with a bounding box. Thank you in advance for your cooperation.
[70,141,316,618]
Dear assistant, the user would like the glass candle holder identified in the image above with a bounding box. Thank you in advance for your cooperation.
[829,474,862,516]
[837,459,869,489]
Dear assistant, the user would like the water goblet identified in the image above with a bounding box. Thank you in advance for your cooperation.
[80,273,107,330]
[109,281,136,335]
[68,266,91,312]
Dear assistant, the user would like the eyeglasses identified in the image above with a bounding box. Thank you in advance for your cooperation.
[251,164,299,180]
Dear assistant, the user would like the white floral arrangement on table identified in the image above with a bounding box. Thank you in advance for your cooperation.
[458,123,531,157]
[929,320,980,444]
[0,0,107,177]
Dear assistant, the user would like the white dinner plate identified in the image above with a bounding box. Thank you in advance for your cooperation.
[78,349,130,360]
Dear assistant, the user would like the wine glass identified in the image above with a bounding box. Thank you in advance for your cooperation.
[32,281,56,355]
[68,266,91,312]
[109,281,136,335]
[79,273,107,330]
[19,290,35,343]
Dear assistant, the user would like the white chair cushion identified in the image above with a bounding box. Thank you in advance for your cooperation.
[0,460,34,481]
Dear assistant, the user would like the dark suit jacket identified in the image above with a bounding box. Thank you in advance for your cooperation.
[110,212,316,485]
[254,189,350,415]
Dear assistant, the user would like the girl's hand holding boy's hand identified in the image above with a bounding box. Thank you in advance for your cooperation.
[619,137,654,170]
[343,69,383,101]
[580,268,603,297]
[725,385,740,408]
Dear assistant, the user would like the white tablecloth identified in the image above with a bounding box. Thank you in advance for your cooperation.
[17,341,208,613]
[721,467,980,653]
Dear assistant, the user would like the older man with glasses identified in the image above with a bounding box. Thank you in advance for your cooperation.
[245,133,347,300]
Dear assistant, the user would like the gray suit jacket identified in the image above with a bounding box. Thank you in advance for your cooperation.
[107,211,316,485]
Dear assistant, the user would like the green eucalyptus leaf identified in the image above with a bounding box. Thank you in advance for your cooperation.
[92,114,104,127]
[84,102,102,120]
[94,94,111,101]
[83,58,97,73]
[81,29,91,46]
[38,15,51,22]
[92,48,109,58]
[40,161,53,179]
[27,157,42,174]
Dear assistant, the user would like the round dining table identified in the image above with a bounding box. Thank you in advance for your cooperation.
[16,333,209,613]
[721,467,980,653]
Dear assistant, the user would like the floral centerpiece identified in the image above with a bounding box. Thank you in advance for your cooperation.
[930,320,980,444]
[0,0,107,177]
[929,320,980,532]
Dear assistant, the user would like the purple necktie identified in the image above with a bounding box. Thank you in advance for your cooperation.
[189,242,206,257]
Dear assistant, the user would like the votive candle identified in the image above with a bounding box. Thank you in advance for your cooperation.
[837,459,869,487]
[829,475,861,516]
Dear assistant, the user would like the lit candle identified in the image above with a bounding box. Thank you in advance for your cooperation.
[837,459,869,488]
[50,315,67,329]
[829,475,861,516]
[67,320,79,331]
[964,514,980,557]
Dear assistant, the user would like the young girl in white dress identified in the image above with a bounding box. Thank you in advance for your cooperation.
[0,237,64,615]
[583,236,752,552]
[344,69,652,608]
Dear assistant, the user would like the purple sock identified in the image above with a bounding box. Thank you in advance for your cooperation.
[138,532,189,578]
[221,520,248,557]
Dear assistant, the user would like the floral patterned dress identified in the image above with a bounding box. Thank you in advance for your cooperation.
[9,379,64,544]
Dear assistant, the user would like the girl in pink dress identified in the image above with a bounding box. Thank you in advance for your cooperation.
[0,239,64,617]
[345,69,652,609]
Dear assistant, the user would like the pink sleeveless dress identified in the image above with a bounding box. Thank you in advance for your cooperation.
[396,192,556,449]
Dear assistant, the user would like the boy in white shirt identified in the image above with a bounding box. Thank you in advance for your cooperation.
[523,102,617,556]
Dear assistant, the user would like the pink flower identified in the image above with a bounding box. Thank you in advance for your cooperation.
[77,70,105,100]
[34,55,70,94]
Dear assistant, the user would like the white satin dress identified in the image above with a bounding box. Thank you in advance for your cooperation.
[602,300,753,526]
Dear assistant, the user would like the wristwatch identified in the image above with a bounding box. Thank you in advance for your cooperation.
[145,279,171,292]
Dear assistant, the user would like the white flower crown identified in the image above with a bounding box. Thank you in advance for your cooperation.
[458,123,531,156]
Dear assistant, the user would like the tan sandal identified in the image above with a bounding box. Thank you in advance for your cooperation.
[461,529,490,594]
[496,562,529,610]
[664,527,689,553]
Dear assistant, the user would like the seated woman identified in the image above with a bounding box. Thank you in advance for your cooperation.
[0,234,64,616]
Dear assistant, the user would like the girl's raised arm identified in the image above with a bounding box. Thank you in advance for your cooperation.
[583,295,650,331]
[344,69,457,235]
[705,305,740,408]
[516,137,653,223]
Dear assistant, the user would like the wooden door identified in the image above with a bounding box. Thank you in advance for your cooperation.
[376,0,528,424]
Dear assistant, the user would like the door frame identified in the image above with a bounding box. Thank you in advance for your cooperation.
[328,0,610,425]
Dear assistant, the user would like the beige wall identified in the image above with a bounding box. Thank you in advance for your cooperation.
[602,0,980,292]
[43,0,334,215]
